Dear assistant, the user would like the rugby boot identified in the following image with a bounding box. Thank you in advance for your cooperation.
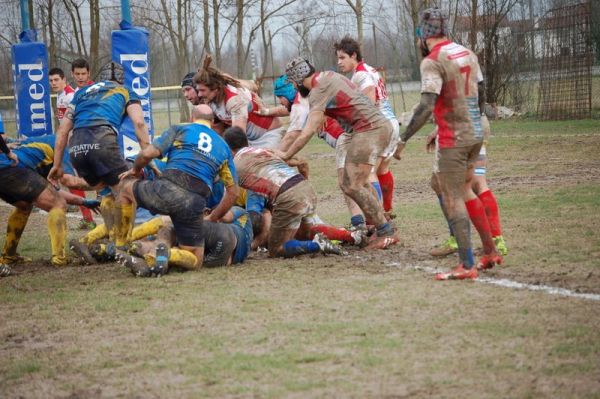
[89,241,117,263]
[69,238,97,265]
[0,263,11,277]
[435,264,478,281]
[152,243,170,276]
[350,229,369,248]
[429,236,458,257]
[476,253,504,271]
[77,219,97,230]
[493,236,508,256]
[115,250,152,277]
[312,233,347,256]
[365,230,400,250]
[0,254,32,265]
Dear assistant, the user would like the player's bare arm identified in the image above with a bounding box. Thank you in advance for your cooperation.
[207,183,239,222]
[48,108,75,181]
[126,103,151,150]
[394,93,437,160]
[282,110,324,161]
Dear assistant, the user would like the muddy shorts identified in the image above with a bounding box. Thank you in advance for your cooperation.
[381,119,400,159]
[433,140,483,174]
[69,125,129,187]
[344,123,393,166]
[248,127,284,149]
[133,177,207,247]
[0,166,48,204]
[270,177,318,232]
[202,221,237,267]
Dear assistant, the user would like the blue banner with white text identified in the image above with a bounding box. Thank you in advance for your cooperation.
[112,21,154,158]
[11,38,53,138]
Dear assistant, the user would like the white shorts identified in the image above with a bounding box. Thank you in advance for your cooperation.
[335,132,352,169]
[381,119,400,160]
[248,127,284,149]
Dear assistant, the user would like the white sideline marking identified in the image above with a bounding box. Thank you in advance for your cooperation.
[385,262,600,302]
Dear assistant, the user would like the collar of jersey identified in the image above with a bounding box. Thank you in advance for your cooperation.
[430,40,452,52]
[192,119,212,128]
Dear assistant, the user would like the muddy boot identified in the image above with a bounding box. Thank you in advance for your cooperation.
[115,250,152,277]
[69,239,97,265]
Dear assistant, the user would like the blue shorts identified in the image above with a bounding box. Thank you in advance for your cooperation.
[133,178,206,247]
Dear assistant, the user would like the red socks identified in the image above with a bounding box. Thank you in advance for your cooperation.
[69,189,94,222]
[377,171,394,212]
[309,225,354,243]
[465,197,495,254]
[478,189,502,237]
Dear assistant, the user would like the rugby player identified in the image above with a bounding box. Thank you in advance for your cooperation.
[428,115,508,257]
[117,105,239,275]
[280,58,399,249]
[224,126,345,258]
[193,65,284,149]
[335,36,400,219]
[0,134,100,275]
[49,66,96,230]
[49,61,151,249]
[393,8,502,280]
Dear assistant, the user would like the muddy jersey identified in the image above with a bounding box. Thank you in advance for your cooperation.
[308,71,388,134]
[0,134,73,175]
[233,146,299,202]
[288,93,344,148]
[56,85,75,121]
[421,40,484,148]
[352,62,396,122]
[210,85,276,141]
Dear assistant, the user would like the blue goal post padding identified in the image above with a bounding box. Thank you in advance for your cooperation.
[11,31,53,138]
[112,21,154,158]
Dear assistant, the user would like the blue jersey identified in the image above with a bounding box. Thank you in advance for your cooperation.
[70,81,140,130]
[152,121,237,190]
[0,134,73,175]
[230,206,253,264]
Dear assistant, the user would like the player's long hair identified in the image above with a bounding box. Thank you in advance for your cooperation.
[193,55,241,104]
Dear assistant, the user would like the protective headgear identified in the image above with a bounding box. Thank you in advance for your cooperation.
[181,72,195,88]
[417,8,448,40]
[96,61,125,84]
[273,75,297,104]
[285,57,314,85]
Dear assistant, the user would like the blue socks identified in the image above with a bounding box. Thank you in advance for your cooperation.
[350,214,365,227]
[283,240,319,258]
[371,181,383,201]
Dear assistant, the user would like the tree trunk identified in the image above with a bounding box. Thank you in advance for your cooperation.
[470,0,478,50]
[89,0,100,72]
[212,0,221,66]
[236,0,244,76]
[203,0,211,55]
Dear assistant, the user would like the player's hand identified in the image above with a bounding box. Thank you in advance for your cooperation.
[119,168,142,181]
[82,199,101,214]
[148,160,162,177]
[7,151,18,166]
[48,165,63,181]
[393,143,405,160]
[270,149,289,161]
[426,132,437,153]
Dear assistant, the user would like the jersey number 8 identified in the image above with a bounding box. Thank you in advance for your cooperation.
[197,132,213,152]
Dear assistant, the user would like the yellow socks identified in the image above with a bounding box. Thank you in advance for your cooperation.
[80,223,109,245]
[100,195,116,241]
[131,217,164,241]
[1,208,31,263]
[169,248,198,270]
[48,208,67,266]
[114,203,134,247]
[143,247,198,270]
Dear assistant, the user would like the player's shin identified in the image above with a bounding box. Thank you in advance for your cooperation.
[2,208,31,262]
[48,208,67,266]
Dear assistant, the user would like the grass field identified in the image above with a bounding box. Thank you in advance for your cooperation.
[1,119,599,398]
